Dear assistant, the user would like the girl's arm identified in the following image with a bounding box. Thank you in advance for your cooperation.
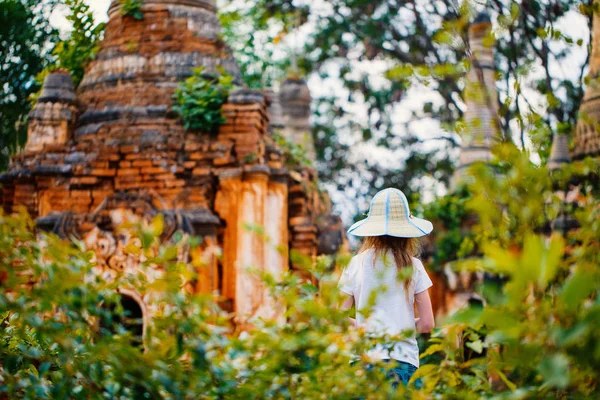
[340,294,357,328]
[415,289,435,333]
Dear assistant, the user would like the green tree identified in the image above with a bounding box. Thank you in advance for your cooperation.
[37,0,105,89]
[219,0,588,213]
[0,0,57,170]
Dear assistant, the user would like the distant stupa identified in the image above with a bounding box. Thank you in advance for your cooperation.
[452,12,501,187]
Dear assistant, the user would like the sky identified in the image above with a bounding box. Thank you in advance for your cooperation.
[49,1,591,221]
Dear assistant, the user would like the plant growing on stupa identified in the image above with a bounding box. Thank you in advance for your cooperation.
[273,131,313,168]
[47,0,104,87]
[172,67,235,134]
[120,0,144,20]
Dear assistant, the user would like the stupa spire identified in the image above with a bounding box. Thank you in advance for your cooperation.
[279,76,316,163]
[452,11,501,187]
[548,133,571,170]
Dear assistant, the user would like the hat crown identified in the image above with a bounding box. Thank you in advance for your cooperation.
[367,188,411,220]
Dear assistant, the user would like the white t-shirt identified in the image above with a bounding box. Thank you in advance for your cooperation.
[338,249,433,367]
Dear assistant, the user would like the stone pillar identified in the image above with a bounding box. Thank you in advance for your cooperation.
[236,165,270,319]
[219,89,269,162]
[288,170,319,276]
[26,71,77,153]
[214,169,243,305]
[255,169,288,321]
[452,12,500,187]
[573,2,600,158]
[279,77,316,163]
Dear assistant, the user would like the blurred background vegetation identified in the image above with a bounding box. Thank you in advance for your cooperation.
[0,0,592,209]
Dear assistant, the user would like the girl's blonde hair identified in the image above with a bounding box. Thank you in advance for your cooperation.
[359,235,421,292]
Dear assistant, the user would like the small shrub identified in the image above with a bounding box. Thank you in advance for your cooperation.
[172,67,234,133]
[121,0,144,20]
[422,187,473,270]
[273,132,313,168]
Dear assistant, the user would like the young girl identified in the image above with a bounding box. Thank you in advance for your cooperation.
[339,188,435,386]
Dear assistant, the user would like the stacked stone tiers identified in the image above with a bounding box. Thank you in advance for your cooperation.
[77,0,240,147]
[288,170,319,259]
[452,12,500,187]
[2,90,283,216]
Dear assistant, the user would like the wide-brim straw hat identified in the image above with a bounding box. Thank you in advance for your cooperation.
[347,188,433,238]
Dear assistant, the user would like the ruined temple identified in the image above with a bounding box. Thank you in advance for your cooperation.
[0,0,343,325]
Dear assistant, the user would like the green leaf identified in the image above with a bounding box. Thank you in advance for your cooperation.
[560,268,598,311]
[465,339,483,354]
[538,354,570,388]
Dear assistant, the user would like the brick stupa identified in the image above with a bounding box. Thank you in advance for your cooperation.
[0,0,343,323]
[451,12,501,187]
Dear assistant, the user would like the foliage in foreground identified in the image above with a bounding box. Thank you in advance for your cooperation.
[1,145,599,399]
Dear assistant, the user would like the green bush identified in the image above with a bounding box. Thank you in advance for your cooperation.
[1,148,599,399]
[423,187,473,271]
[172,67,234,134]
[418,147,600,398]
[120,0,144,21]
[273,131,313,168]
[0,211,406,398]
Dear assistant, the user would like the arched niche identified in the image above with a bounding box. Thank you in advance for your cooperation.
[100,289,147,348]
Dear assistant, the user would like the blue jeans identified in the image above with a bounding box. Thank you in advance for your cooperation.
[385,360,419,388]
[353,359,422,389]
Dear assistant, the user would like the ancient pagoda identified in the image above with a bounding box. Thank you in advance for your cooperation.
[452,12,501,187]
[0,0,343,324]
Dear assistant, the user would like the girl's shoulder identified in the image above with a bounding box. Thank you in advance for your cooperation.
[411,256,425,267]
[354,248,374,262]
[410,257,427,273]
[347,249,372,270]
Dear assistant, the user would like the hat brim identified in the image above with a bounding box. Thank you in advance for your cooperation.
[347,216,433,238]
